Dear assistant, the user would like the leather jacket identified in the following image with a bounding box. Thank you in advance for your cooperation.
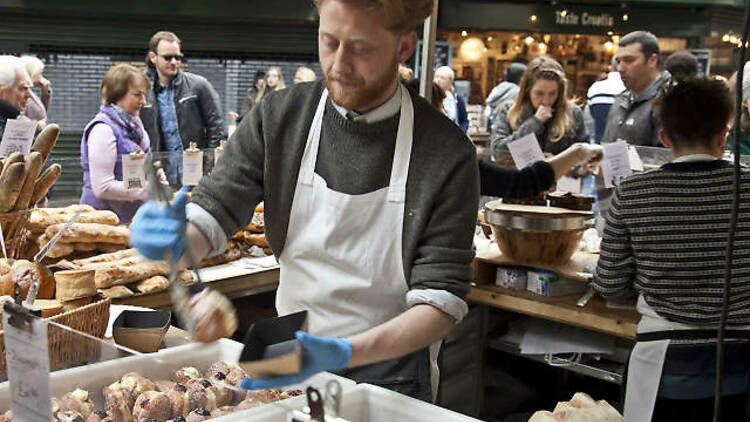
[140,69,226,151]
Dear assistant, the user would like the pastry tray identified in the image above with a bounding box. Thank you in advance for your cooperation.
[0,338,355,418]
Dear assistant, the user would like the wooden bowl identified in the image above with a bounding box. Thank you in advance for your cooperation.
[492,226,585,266]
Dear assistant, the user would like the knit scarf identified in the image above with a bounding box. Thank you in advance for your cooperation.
[101,104,143,144]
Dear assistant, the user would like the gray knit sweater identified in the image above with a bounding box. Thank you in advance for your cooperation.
[190,81,479,299]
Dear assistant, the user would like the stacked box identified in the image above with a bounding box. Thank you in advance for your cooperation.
[495,267,527,290]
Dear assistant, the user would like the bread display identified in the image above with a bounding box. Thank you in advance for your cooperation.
[45,223,130,246]
[27,210,119,233]
[55,269,97,301]
[0,125,61,212]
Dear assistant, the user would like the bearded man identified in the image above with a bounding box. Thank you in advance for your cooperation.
[129,0,478,402]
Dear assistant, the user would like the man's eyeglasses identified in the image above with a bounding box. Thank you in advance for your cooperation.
[159,54,184,62]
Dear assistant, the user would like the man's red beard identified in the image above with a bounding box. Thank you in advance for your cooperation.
[323,57,399,112]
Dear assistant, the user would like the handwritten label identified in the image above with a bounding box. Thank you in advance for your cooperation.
[3,312,52,422]
[122,154,146,190]
[182,150,203,186]
[602,141,633,188]
[627,146,645,171]
[0,119,36,157]
[556,176,582,193]
[507,133,545,169]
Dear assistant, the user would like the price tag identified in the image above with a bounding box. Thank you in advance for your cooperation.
[627,145,645,171]
[121,153,146,190]
[507,133,545,169]
[0,118,36,157]
[3,312,52,422]
[602,141,633,188]
[182,150,203,186]
[556,176,582,193]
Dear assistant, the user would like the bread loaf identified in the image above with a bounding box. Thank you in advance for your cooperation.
[30,123,59,162]
[28,209,119,233]
[45,223,130,245]
[72,248,138,267]
[135,275,169,294]
[94,261,169,288]
[96,243,126,253]
[99,285,134,299]
[8,260,55,300]
[72,243,98,252]
[0,163,26,212]
[32,299,64,318]
[55,269,97,301]
[34,205,95,216]
[14,151,43,210]
[30,163,62,206]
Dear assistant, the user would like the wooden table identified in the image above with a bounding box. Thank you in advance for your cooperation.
[469,241,640,340]
[113,259,280,309]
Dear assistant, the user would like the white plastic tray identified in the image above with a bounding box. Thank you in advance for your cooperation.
[0,338,354,416]
[237,383,483,422]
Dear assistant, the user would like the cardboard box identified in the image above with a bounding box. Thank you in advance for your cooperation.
[239,310,307,378]
[495,267,527,290]
[527,270,587,297]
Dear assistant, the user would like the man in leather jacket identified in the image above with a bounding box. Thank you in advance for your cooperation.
[139,31,226,156]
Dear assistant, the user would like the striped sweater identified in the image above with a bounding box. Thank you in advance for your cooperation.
[593,159,750,325]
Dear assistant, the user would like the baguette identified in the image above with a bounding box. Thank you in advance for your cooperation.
[1,152,23,175]
[45,223,130,245]
[14,151,43,210]
[76,255,145,270]
[30,123,59,162]
[99,285,134,299]
[96,243,126,253]
[28,210,119,233]
[71,248,139,267]
[33,205,96,216]
[0,163,26,212]
[94,261,169,288]
[30,163,61,206]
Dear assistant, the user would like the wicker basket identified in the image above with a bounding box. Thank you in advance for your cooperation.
[0,294,111,378]
[0,208,32,259]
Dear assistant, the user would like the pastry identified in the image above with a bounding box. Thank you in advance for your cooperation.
[210,405,234,418]
[185,408,211,422]
[103,373,156,422]
[165,384,193,418]
[233,396,264,411]
[189,289,238,343]
[55,269,97,301]
[0,259,11,276]
[132,391,172,422]
[155,380,176,393]
[55,410,85,422]
[546,192,595,211]
[203,361,247,402]
[85,410,111,422]
[278,389,304,399]
[6,260,55,299]
[59,389,95,420]
[135,276,169,295]
[185,378,232,411]
[243,233,268,248]
[173,367,201,384]
[199,248,241,268]
[100,286,134,299]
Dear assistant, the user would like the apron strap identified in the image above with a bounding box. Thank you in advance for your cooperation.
[387,85,414,204]
[637,329,750,342]
[299,88,330,187]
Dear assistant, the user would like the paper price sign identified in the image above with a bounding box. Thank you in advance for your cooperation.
[507,133,545,169]
[0,119,36,157]
[555,176,582,193]
[627,145,645,171]
[182,150,204,186]
[122,153,146,190]
[3,312,52,422]
[602,141,633,188]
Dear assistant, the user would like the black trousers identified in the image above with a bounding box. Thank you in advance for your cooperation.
[652,393,749,422]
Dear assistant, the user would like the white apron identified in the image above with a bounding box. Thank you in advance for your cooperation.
[624,295,749,422]
[277,87,434,398]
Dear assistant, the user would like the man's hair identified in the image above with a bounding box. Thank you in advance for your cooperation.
[619,31,660,64]
[100,64,150,105]
[504,62,526,85]
[0,55,25,88]
[654,77,733,149]
[665,50,698,79]
[312,0,433,33]
[146,31,181,69]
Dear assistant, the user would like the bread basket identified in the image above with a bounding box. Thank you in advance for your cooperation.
[0,208,32,259]
[484,200,593,266]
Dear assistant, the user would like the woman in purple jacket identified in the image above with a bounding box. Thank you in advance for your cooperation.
[80,64,151,224]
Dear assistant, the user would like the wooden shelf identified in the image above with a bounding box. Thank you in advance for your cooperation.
[468,283,639,339]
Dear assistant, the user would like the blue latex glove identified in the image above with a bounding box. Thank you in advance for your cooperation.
[239,331,352,390]
[129,186,189,261]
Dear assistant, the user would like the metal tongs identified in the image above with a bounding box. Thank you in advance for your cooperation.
[22,210,82,309]
[292,381,349,422]
[144,158,205,336]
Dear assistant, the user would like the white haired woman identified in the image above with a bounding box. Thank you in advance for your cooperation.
[20,55,51,128]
